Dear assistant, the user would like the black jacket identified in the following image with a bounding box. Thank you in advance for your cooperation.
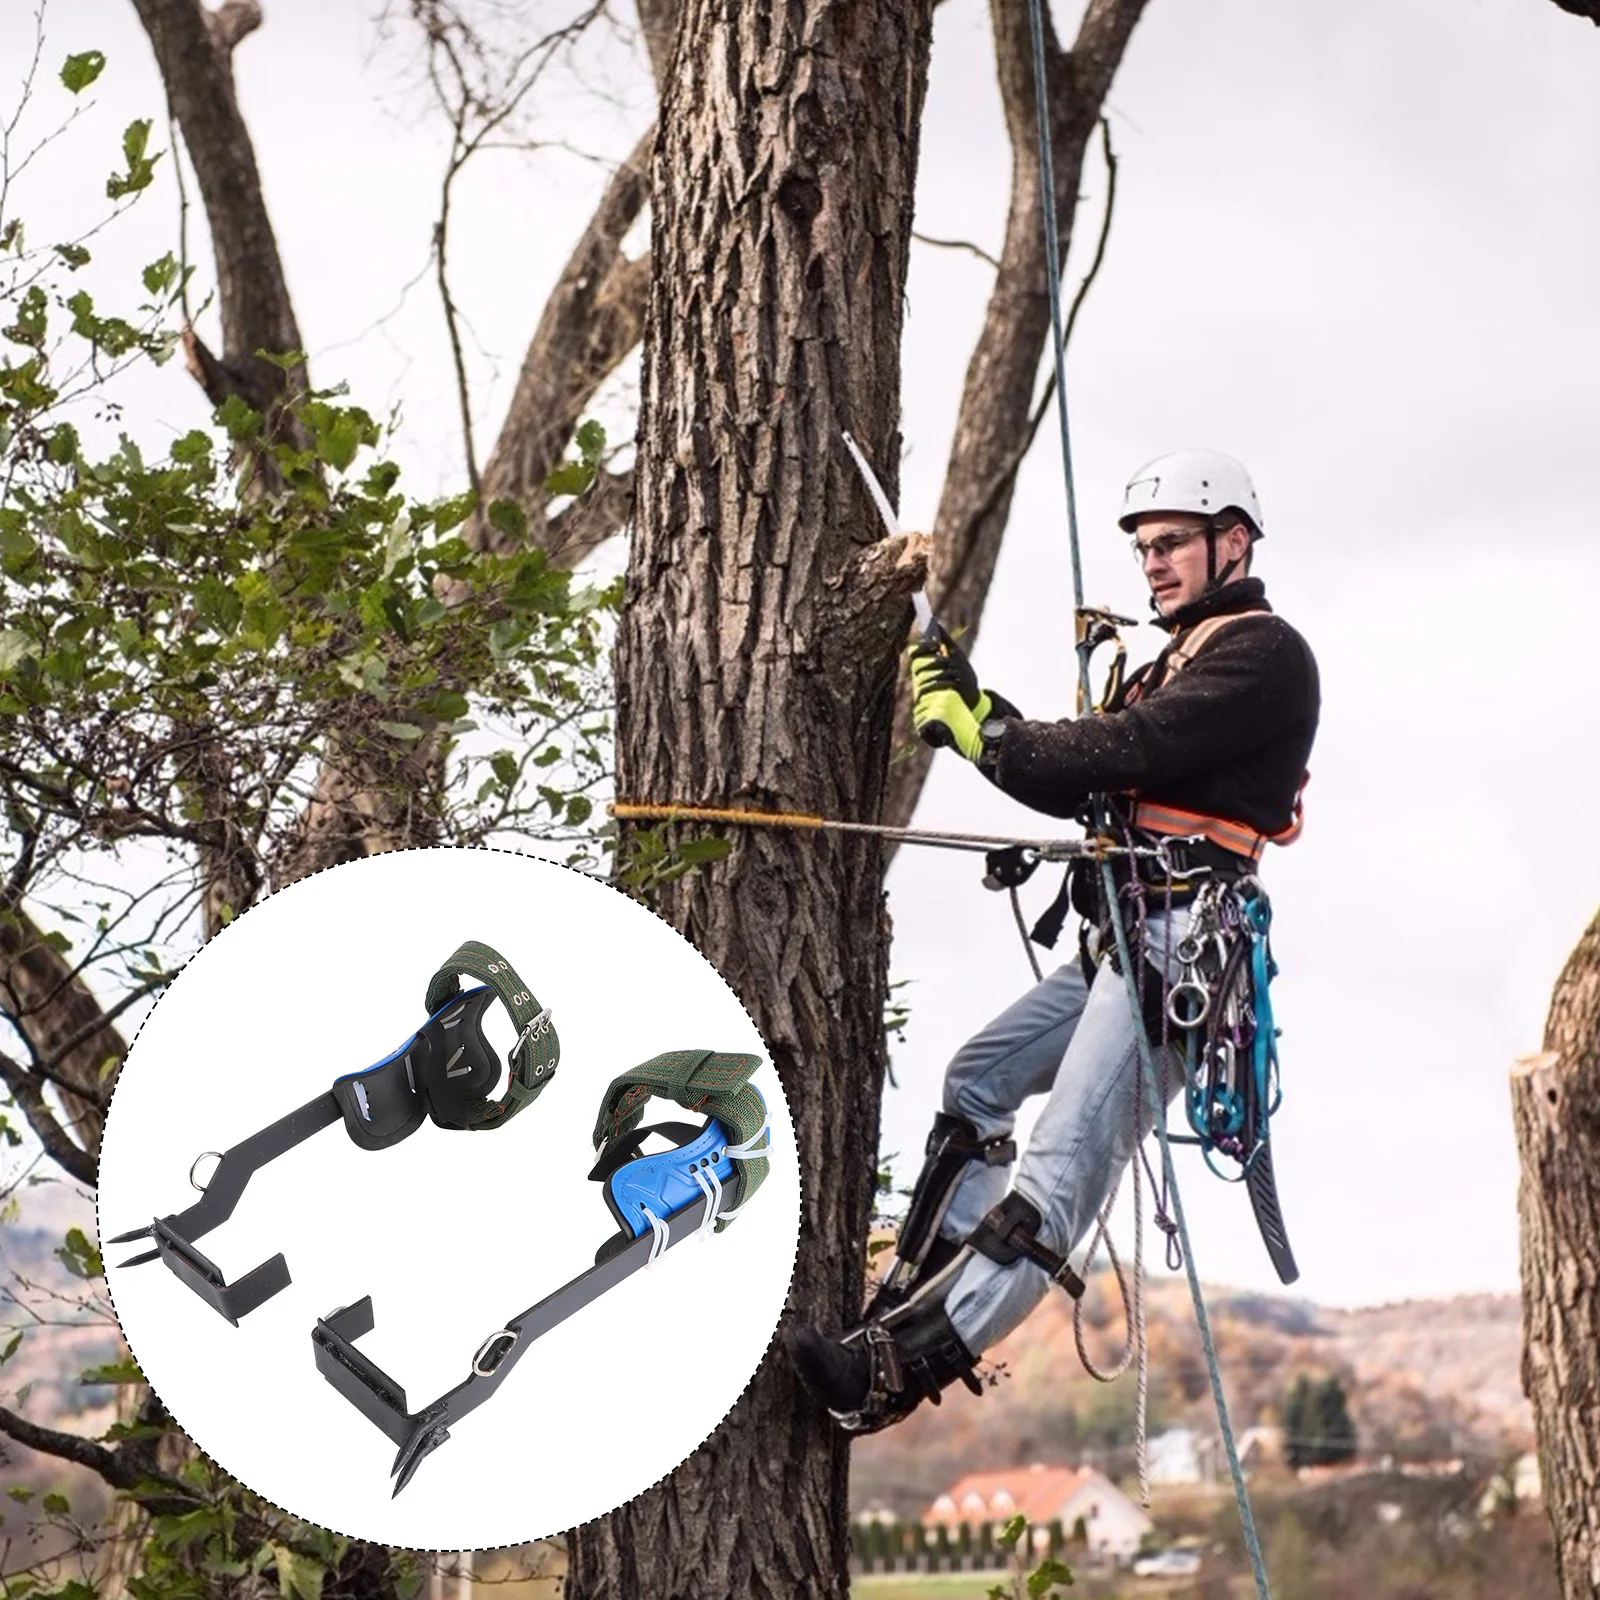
[988,578,1319,841]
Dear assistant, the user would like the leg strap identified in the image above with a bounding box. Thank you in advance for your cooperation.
[968,1192,1085,1299]
[898,1113,1015,1271]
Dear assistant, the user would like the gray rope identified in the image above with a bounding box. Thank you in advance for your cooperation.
[1018,0,1274,1583]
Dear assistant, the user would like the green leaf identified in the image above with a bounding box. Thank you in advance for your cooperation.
[564,795,593,827]
[255,347,307,373]
[8,1487,33,1504]
[4,285,48,347]
[46,422,80,464]
[677,836,732,866]
[432,491,476,534]
[141,252,179,296]
[106,119,161,199]
[52,242,91,269]
[60,51,106,93]
[80,1356,143,1384]
[216,392,260,441]
[376,722,423,742]
[0,1331,22,1366]
[271,1544,325,1600]
[490,751,519,789]
[543,460,595,498]
[41,1492,69,1516]
[998,1513,1027,1550]
[487,498,527,542]
[55,1226,103,1279]
[0,629,39,673]
[171,429,212,465]
[1028,1557,1074,1596]
[574,419,606,459]
[193,574,242,636]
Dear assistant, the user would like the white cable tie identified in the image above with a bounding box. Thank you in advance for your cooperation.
[724,1123,770,1160]
[692,1165,725,1240]
[641,1205,669,1267]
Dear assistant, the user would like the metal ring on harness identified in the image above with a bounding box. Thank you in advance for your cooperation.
[1165,980,1211,1029]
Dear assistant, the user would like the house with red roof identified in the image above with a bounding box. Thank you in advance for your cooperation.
[924,1462,1153,1564]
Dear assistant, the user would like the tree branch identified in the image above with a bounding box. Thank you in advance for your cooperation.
[881,0,1148,833]
[0,903,126,1158]
[476,127,654,552]
[912,229,1000,270]
[0,1047,97,1186]
[130,0,308,432]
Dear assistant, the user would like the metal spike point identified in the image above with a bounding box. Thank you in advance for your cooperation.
[390,1425,449,1497]
[117,1249,161,1268]
[106,1224,154,1244]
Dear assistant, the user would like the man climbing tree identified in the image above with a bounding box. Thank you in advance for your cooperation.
[789,452,1320,1431]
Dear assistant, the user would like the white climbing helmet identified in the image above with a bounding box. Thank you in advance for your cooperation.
[1117,450,1265,538]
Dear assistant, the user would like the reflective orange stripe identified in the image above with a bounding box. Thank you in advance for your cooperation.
[1129,796,1304,862]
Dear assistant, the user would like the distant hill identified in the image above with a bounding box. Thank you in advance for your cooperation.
[851,1272,1530,1519]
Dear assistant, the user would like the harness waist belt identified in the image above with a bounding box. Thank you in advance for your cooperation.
[1128,798,1302,864]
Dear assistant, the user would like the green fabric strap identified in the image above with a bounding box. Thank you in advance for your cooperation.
[424,939,558,1127]
[592,1049,770,1226]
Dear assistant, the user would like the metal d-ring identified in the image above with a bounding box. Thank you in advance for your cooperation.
[1166,981,1211,1031]
[188,1151,223,1193]
[472,1328,519,1377]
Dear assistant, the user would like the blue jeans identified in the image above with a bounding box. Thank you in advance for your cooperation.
[937,908,1193,1354]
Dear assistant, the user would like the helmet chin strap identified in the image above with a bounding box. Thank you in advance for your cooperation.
[1202,521,1245,595]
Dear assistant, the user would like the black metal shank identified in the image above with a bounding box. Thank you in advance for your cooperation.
[313,1190,714,1494]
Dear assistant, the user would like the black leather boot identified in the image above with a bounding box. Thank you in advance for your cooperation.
[787,1296,982,1434]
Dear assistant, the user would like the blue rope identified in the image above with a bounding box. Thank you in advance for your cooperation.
[1022,1,1274,1593]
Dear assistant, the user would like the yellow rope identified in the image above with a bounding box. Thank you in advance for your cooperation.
[609,800,1125,859]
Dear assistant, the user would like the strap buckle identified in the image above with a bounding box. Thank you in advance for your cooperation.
[516,1007,553,1056]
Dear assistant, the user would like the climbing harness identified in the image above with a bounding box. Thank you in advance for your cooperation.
[312,1049,769,1494]
[109,940,558,1324]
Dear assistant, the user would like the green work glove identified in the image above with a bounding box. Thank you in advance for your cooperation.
[910,645,989,761]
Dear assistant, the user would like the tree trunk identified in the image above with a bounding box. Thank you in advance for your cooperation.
[577,1,935,1594]
[1513,906,1600,1598]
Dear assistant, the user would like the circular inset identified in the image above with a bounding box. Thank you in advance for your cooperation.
[99,848,798,1547]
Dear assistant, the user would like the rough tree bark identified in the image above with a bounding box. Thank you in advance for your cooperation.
[574,1,936,1595]
[883,0,1148,832]
[1513,907,1600,1599]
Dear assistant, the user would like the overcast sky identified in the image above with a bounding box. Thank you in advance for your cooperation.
[4,0,1599,1309]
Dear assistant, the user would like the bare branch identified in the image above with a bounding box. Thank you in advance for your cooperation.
[912,229,1000,270]
[206,0,262,53]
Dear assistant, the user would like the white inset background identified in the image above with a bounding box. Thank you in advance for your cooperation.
[97,849,798,1548]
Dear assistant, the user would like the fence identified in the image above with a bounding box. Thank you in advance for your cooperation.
[850,1518,1071,1574]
